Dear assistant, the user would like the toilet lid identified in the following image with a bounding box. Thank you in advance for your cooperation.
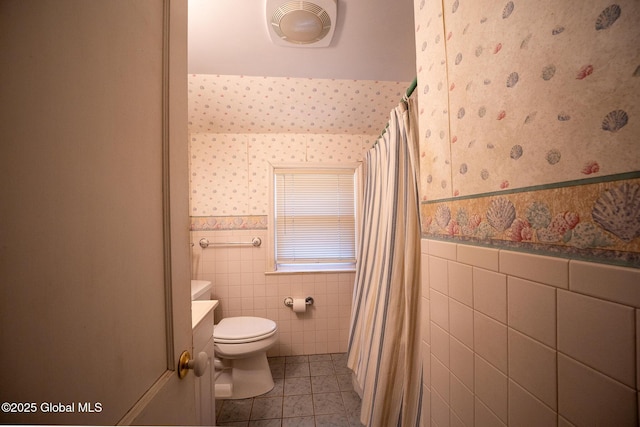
[214,316,277,343]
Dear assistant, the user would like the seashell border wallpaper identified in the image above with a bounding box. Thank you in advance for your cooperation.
[421,175,640,266]
[414,0,640,266]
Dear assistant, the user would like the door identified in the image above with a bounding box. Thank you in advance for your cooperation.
[0,0,193,424]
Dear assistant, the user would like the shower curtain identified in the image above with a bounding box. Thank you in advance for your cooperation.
[347,97,422,426]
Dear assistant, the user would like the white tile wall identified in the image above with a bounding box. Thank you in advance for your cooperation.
[557,354,637,426]
[457,244,499,272]
[557,289,636,388]
[507,329,557,410]
[429,255,449,295]
[472,268,507,323]
[499,251,569,289]
[474,312,508,374]
[421,238,640,427]
[422,341,431,386]
[449,299,473,349]
[421,297,431,344]
[432,354,450,404]
[558,416,576,427]
[421,241,431,427]
[475,397,506,427]
[431,289,449,331]
[431,322,450,369]
[450,373,474,426]
[450,409,466,427]
[507,276,556,348]
[449,336,474,390]
[508,380,556,427]
[475,354,508,423]
[448,261,473,306]
[429,239,457,261]
[421,252,430,299]
[569,260,640,308]
[191,229,354,356]
[431,390,450,427]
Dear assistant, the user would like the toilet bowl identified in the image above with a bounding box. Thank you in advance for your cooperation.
[213,316,278,399]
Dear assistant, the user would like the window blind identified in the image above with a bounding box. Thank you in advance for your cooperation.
[274,169,356,267]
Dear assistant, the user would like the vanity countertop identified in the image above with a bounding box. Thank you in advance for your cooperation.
[191,280,212,300]
[191,300,218,330]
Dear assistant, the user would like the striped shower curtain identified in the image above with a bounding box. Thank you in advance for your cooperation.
[347,97,422,427]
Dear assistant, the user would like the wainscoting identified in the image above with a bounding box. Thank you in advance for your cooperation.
[420,238,640,426]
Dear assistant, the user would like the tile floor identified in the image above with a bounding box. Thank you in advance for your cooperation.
[216,353,365,427]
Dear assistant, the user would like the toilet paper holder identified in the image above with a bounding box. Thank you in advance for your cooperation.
[284,296,314,307]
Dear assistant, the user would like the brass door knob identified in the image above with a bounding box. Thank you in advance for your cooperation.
[178,350,208,379]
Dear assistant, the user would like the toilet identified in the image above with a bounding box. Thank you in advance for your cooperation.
[190,280,278,400]
[213,316,278,399]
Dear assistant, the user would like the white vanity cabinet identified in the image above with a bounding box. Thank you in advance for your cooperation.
[192,300,218,426]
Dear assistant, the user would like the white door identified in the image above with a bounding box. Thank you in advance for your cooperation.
[0,0,194,424]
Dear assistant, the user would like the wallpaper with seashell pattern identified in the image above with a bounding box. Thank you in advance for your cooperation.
[414,0,640,265]
[415,0,640,198]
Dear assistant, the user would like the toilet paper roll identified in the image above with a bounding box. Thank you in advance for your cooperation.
[292,298,306,313]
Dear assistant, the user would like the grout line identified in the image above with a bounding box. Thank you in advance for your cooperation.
[217,353,361,426]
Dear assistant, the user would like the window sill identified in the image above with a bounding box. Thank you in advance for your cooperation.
[265,265,356,275]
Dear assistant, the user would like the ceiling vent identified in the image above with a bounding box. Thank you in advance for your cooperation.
[266,0,337,47]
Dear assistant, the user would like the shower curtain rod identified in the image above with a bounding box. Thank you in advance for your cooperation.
[403,76,418,102]
[378,76,417,139]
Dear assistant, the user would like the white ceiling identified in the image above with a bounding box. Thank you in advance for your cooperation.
[188,0,417,81]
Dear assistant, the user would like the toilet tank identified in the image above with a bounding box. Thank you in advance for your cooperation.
[191,280,212,301]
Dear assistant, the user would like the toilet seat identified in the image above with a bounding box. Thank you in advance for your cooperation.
[214,316,277,343]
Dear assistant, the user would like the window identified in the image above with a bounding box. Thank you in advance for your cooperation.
[269,164,360,272]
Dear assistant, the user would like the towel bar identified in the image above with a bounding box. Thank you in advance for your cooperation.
[198,237,262,249]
